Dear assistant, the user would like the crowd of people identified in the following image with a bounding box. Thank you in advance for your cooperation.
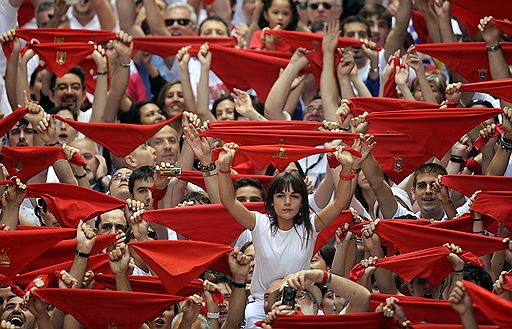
[0,0,512,328]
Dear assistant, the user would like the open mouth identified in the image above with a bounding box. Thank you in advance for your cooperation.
[58,133,68,139]
[9,315,24,327]
[423,292,433,299]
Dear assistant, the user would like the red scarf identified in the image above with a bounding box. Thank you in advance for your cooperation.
[19,234,116,273]
[375,220,507,256]
[350,245,482,286]
[132,36,236,57]
[141,203,266,245]
[27,42,95,77]
[471,191,512,230]
[442,174,512,197]
[0,228,75,278]
[177,170,274,190]
[201,129,359,147]
[503,272,512,292]
[415,42,512,83]
[208,120,322,130]
[367,108,502,159]
[474,124,503,151]
[348,97,444,116]
[52,113,182,157]
[34,288,187,329]
[449,0,512,36]
[93,274,203,297]
[129,240,232,294]
[463,280,512,328]
[313,211,353,254]
[383,56,400,99]
[0,107,29,136]
[14,254,110,287]
[261,313,394,329]
[1,146,85,182]
[0,274,29,298]
[460,78,512,104]
[491,19,512,36]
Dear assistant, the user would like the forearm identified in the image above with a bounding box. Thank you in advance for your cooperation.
[0,206,20,229]
[5,51,18,110]
[115,272,132,291]
[265,65,301,120]
[485,148,511,176]
[442,199,457,220]
[90,70,109,122]
[210,0,231,25]
[16,59,30,105]
[53,160,78,185]
[320,53,340,122]
[383,0,411,59]
[68,256,89,288]
[438,12,457,43]
[222,272,248,329]
[327,272,370,312]
[180,64,197,113]
[91,0,116,31]
[312,165,335,209]
[317,166,354,231]
[459,309,478,329]
[488,49,512,81]
[415,70,437,103]
[397,82,415,100]
[283,80,303,117]
[343,239,357,278]
[142,0,169,36]
[337,75,355,99]
[351,75,372,98]
[360,154,397,218]
[196,66,216,121]
[35,313,54,329]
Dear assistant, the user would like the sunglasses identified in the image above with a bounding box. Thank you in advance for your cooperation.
[308,2,333,10]
[164,18,191,27]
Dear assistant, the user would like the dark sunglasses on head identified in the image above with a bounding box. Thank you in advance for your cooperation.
[308,2,333,10]
[165,18,191,26]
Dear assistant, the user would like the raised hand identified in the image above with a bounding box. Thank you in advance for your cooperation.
[478,16,501,46]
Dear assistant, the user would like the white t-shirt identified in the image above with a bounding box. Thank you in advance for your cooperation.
[250,211,318,300]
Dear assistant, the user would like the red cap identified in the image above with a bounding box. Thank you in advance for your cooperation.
[367,108,502,159]
[129,240,232,294]
[94,274,203,296]
[53,113,182,157]
[34,288,187,329]
[211,144,338,172]
[142,202,265,245]
[0,227,75,278]
[133,35,236,57]
[415,42,512,83]
[1,146,85,182]
[350,245,482,286]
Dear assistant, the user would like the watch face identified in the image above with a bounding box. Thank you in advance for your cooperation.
[34,278,45,288]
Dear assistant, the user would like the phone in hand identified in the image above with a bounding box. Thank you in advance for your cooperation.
[159,167,182,176]
[281,285,296,307]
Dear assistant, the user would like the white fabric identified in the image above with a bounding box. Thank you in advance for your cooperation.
[0,0,19,116]
[234,229,252,249]
[250,211,318,300]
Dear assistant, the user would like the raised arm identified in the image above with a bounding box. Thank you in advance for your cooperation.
[117,0,145,37]
[0,30,20,109]
[91,0,116,31]
[336,49,356,99]
[142,0,170,36]
[384,0,411,59]
[0,178,26,229]
[90,45,109,122]
[196,44,217,122]
[320,21,341,122]
[265,48,309,120]
[218,144,256,230]
[486,108,512,176]
[479,17,511,81]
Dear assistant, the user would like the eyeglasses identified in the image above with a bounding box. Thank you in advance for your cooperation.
[305,105,322,113]
[308,2,333,10]
[112,172,132,181]
[164,18,192,26]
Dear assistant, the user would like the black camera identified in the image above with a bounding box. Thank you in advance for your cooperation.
[281,285,296,307]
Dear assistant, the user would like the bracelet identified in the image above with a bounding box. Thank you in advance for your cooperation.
[339,170,356,181]
[231,280,246,288]
[198,161,216,172]
[219,168,231,174]
[369,66,379,73]
[202,168,218,177]
[471,216,482,221]
[74,171,87,179]
[453,269,464,274]
[96,70,108,75]
[76,250,90,258]
[450,155,465,163]
[473,230,484,234]
[321,270,329,286]
[207,312,220,319]
[487,43,502,52]
[119,59,131,68]
[497,135,512,151]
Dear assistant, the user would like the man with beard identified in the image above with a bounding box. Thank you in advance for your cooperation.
[7,119,35,147]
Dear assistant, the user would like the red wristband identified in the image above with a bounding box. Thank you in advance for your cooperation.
[339,170,356,181]
[219,168,231,174]
[321,270,329,286]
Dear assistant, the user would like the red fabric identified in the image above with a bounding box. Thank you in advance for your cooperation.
[202,129,359,147]
[94,274,203,296]
[1,146,85,182]
[27,42,94,77]
[367,108,502,159]
[208,120,322,130]
[471,191,512,230]
[502,272,512,292]
[250,30,294,53]
[313,211,352,254]
[129,240,232,294]
[375,220,507,256]
[464,156,482,175]
[463,279,512,328]
[0,107,29,136]
[491,19,512,36]
[177,170,274,190]
[349,245,482,286]
[0,228,75,278]
[19,234,116,273]
[461,78,512,103]
[17,0,34,28]
[211,144,337,171]
[142,202,265,245]
[14,254,110,287]
[442,174,512,197]
[79,55,110,94]
[370,294,493,325]
[474,124,503,151]
[371,133,432,183]
[449,0,512,36]
[348,97,442,116]
[415,42,512,82]
[0,274,26,298]
[132,36,236,57]
[410,325,498,329]
[150,186,166,210]
[34,288,187,329]
[53,113,182,157]
[383,56,400,98]
[411,10,429,43]
[2,28,115,58]
[264,313,394,329]
[207,44,295,101]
